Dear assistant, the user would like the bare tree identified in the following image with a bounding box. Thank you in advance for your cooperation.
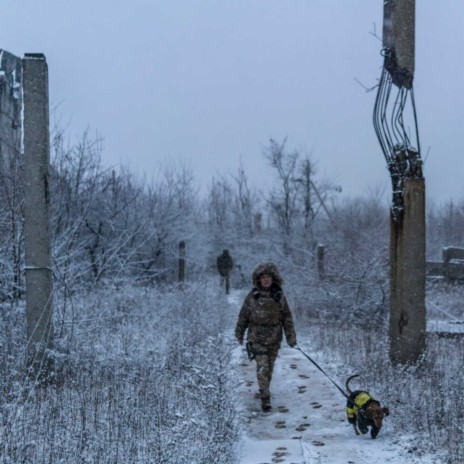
[208,176,234,234]
[264,138,340,256]
[232,163,255,236]
[264,138,299,253]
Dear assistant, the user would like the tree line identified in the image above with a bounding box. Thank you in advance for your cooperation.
[0,129,462,303]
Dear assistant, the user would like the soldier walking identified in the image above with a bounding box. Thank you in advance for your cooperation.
[216,249,234,294]
[235,262,297,412]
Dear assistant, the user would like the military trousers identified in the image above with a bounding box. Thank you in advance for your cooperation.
[220,274,231,294]
[253,343,279,399]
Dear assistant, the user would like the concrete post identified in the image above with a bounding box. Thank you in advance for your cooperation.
[317,244,325,281]
[389,178,426,364]
[22,53,54,377]
[178,240,185,284]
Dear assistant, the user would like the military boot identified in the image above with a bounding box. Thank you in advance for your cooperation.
[261,396,271,412]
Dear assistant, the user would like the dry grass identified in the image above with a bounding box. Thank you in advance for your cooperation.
[0,283,237,464]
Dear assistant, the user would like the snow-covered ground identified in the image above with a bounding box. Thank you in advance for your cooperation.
[228,293,440,464]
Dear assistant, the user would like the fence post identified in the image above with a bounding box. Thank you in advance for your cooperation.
[317,244,325,280]
[178,240,185,284]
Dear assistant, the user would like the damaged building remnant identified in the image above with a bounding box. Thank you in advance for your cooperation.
[0,49,23,163]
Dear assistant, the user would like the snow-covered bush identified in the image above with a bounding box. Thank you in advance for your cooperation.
[0,282,237,463]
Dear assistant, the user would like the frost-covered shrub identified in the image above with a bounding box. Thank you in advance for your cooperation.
[0,282,237,464]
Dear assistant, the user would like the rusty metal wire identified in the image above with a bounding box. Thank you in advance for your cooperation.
[373,54,423,222]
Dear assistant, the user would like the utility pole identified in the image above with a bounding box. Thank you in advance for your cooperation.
[374,0,426,364]
[23,53,54,378]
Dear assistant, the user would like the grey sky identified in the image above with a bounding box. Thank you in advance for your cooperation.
[2,1,463,203]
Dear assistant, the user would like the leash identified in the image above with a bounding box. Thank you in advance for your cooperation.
[294,344,349,400]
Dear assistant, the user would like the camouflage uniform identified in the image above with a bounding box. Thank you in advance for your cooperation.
[217,249,234,294]
[235,262,297,410]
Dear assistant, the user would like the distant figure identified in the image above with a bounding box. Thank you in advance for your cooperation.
[216,249,234,294]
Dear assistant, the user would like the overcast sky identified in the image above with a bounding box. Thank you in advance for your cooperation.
[2,0,463,203]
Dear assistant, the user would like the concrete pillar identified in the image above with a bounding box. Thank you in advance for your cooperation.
[317,244,325,281]
[178,240,185,285]
[22,53,54,377]
[389,178,426,364]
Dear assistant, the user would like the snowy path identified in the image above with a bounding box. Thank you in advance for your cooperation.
[228,293,437,464]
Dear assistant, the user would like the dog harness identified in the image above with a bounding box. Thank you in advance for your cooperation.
[346,391,375,421]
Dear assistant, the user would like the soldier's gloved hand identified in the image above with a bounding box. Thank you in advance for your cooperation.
[348,416,357,425]
[237,338,243,345]
[288,340,297,348]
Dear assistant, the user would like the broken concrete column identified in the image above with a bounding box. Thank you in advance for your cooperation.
[389,178,426,364]
[22,53,54,377]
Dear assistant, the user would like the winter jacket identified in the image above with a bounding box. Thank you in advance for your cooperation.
[235,261,297,348]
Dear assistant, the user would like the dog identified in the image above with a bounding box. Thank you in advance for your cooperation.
[345,374,389,439]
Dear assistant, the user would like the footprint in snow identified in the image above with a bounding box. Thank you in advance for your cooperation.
[290,364,298,369]
[275,420,286,428]
[272,448,290,462]
[312,440,325,446]
[277,405,289,413]
[295,423,310,431]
